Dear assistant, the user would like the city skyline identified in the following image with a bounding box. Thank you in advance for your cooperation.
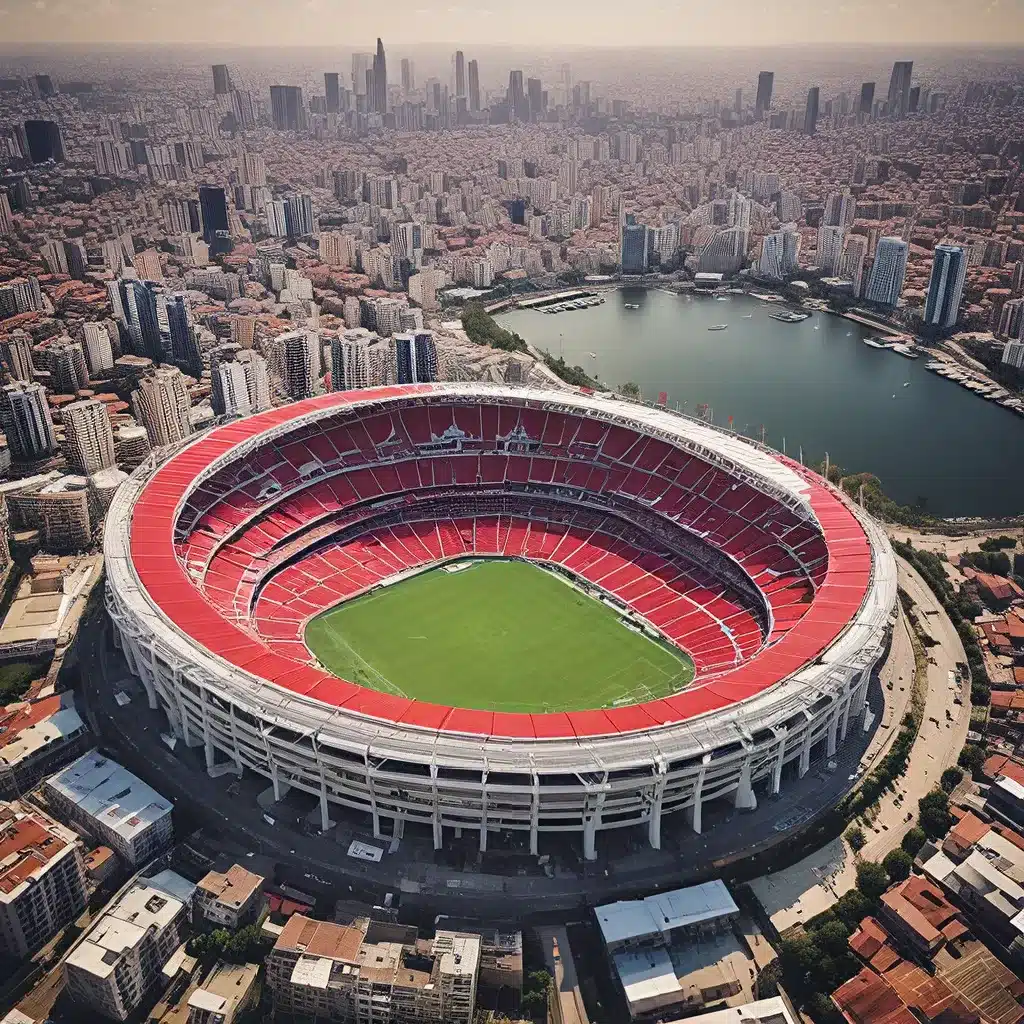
[3,0,1023,47]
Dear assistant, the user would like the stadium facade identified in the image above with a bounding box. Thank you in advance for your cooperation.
[105,384,897,860]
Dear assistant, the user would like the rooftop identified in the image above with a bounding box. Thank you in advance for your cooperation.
[0,801,77,903]
[197,863,264,908]
[597,879,739,947]
[275,914,365,964]
[0,692,83,769]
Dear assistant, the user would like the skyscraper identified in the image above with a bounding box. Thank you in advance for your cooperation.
[507,71,526,121]
[166,293,202,378]
[887,61,913,118]
[198,185,229,244]
[372,38,388,114]
[468,60,480,112]
[352,53,373,96]
[454,51,466,97]
[758,228,800,280]
[119,279,163,363]
[923,245,968,331]
[755,72,774,119]
[394,331,437,384]
[212,64,232,95]
[23,120,65,163]
[211,346,270,417]
[62,399,116,474]
[132,367,193,447]
[82,322,114,373]
[527,78,543,119]
[269,85,307,132]
[324,73,340,114]
[620,214,649,274]
[331,330,390,390]
[803,88,820,135]
[274,330,322,400]
[859,82,876,115]
[400,59,414,94]
[816,225,846,276]
[46,338,89,394]
[864,237,909,308]
[1,331,35,382]
[0,382,57,461]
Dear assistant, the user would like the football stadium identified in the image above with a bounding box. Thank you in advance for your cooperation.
[105,383,897,859]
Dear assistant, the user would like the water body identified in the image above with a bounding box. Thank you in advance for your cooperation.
[498,288,1024,519]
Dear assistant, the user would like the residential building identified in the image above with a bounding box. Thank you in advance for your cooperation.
[46,338,89,394]
[211,346,270,417]
[1,331,35,382]
[269,85,307,132]
[132,367,193,447]
[44,750,173,866]
[887,60,914,118]
[0,800,87,958]
[758,228,800,280]
[274,330,322,400]
[331,329,391,390]
[5,477,92,551]
[83,322,115,373]
[65,877,190,1021]
[816,225,846,276]
[0,382,57,461]
[864,237,909,308]
[394,331,437,384]
[62,399,116,474]
[187,961,260,1024]
[621,214,649,273]
[923,245,968,330]
[194,864,265,929]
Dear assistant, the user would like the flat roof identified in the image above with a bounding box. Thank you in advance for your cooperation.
[669,996,797,1024]
[597,880,739,947]
[0,693,83,768]
[45,749,172,843]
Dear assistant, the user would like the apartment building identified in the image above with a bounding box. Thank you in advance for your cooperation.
[193,864,264,930]
[43,750,173,867]
[266,914,480,1024]
[65,878,189,1020]
[0,800,87,958]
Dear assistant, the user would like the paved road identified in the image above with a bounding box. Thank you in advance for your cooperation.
[77,603,888,922]
[538,927,590,1024]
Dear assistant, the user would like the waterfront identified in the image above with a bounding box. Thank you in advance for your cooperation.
[498,288,1024,518]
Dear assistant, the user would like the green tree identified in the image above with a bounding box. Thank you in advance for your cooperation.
[833,889,873,930]
[918,789,952,839]
[845,826,866,851]
[901,826,927,856]
[940,766,964,793]
[816,919,852,958]
[855,860,890,902]
[882,848,913,882]
[619,381,642,399]
[958,744,986,777]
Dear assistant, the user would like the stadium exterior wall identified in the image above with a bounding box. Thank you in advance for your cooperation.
[103,387,897,860]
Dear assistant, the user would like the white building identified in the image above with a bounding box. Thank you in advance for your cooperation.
[273,330,322,400]
[864,236,909,308]
[83,322,115,373]
[758,228,800,281]
[132,366,193,448]
[923,244,968,330]
[65,877,190,1021]
[62,399,116,475]
[194,864,265,929]
[0,382,57,461]
[43,750,173,866]
[331,329,391,390]
[816,225,845,276]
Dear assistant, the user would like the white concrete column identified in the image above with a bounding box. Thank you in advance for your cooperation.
[583,777,607,861]
[479,772,489,853]
[733,751,757,810]
[529,774,540,856]
[827,707,840,757]
[648,761,667,850]
[270,759,281,802]
[771,729,787,794]
[366,763,382,839]
[313,739,331,832]
[228,704,244,775]
[686,754,712,834]
[430,763,443,851]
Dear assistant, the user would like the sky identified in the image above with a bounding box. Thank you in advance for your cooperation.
[3,0,1023,47]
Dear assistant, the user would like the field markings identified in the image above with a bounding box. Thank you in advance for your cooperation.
[315,623,409,699]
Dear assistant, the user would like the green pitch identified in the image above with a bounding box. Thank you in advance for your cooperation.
[303,559,694,713]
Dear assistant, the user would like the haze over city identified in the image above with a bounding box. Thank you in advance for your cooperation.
[1,7,1024,1024]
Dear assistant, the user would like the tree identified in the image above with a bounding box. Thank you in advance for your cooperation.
[834,889,873,930]
[816,919,852,958]
[619,381,642,399]
[855,860,891,902]
[958,744,986,777]
[940,766,964,793]
[846,826,866,851]
[901,826,927,856]
[882,848,913,882]
[918,789,953,839]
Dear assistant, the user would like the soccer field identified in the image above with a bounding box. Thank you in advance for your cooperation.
[303,559,695,713]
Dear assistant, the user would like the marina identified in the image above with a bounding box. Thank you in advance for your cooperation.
[925,360,1024,413]
[542,295,606,314]
[498,287,1024,516]
[769,310,811,323]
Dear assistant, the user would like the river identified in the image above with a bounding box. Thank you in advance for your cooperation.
[497,288,1024,519]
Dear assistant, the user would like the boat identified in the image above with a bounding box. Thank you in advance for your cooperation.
[714,295,730,301]
[708,324,729,331]
[846,332,852,336]
[892,343,919,360]
[768,310,810,323]
[862,338,887,349]
[624,303,640,310]
[742,314,753,319]
[813,325,820,330]
[902,382,910,388]
[892,394,896,399]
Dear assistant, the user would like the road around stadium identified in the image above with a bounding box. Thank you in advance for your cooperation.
[304,558,695,712]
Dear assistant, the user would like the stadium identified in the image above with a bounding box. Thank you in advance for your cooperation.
[105,383,897,860]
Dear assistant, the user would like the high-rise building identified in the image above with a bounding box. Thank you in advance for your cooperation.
[331,329,389,390]
[0,192,13,236]
[82,322,114,373]
[859,82,876,115]
[864,236,909,308]
[166,292,203,378]
[212,64,232,95]
[839,236,868,295]
[324,72,341,113]
[211,345,270,417]
[824,191,857,228]
[132,366,193,447]
[998,298,1024,341]
[352,52,373,96]
[372,38,388,114]
[508,71,526,120]
[394,331,437,384]
[755,72,774,118]
[620,214,649,274]
[32,74,56,98]
[269,85,307,132]
[119,279,163,363]
[527,77,543,118]
[697,227,749,275]
[134,248,163,282]
[1003,337,1024,369]
[267,194,315,239]
[0,382,57,460]
[0,801,87,960]
[198,185,229,244]
[23,120,65,163]
[923,244,968,331]
[319,231,357,267]
[401,58,414,94]
[40,238,68,276]
[1,331,35,382]
[816,225,846,276]
[454,50,466,97]
[62,399,116,474]
[887,61,913,118]
[274,330,322,399]
[803,87,820,135]
[758,228,800,280]
[0,278,43,318]
[468,60,480,112]
[46,337,89,394]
